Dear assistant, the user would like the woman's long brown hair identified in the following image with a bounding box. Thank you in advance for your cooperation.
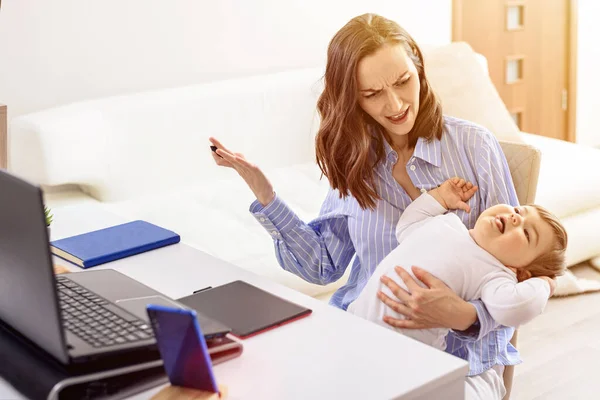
[315,13,444,210]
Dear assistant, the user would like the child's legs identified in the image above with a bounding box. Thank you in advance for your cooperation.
[464,365,506,400]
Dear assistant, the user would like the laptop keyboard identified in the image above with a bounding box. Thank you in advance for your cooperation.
[55,276,154,348]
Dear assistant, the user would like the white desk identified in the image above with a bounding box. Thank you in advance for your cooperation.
[0,204,468,400]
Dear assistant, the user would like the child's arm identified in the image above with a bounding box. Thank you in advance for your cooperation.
[396,178,479,240]
[480,276,552,327]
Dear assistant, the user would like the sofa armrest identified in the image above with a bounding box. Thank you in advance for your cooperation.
[498,140,542,205]
[8,106,112,197]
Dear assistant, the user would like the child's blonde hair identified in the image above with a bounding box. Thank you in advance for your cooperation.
[516,204,568,281]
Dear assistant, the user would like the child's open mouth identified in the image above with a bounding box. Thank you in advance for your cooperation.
[495,216,505,233]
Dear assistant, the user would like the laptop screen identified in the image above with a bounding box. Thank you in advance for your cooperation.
[0,170,68,363]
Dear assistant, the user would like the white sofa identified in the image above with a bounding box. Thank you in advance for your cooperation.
[7,42,600,301]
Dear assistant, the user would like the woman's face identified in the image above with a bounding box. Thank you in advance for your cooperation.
[357,43,421,140]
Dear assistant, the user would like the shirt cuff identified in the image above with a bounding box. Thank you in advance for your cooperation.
[421,192,448,214]
[249,194,302,239]
[451,300,489,342]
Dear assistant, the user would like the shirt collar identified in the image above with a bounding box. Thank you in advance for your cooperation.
[383,136,442,168]
[382,138,396,162]
[412,136,442,167]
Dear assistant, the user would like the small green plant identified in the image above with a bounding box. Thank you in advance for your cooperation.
[44,206,54,227]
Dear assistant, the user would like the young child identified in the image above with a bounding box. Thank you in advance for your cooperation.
[348,177,568,350]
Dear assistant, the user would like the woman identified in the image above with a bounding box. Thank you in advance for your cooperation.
[210,13,517,399]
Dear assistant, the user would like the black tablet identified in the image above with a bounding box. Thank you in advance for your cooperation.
[177,281,312,339]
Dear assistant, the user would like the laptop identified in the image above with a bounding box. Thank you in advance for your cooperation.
[0,169,231,366]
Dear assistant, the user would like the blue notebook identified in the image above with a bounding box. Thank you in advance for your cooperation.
[50,220,180,269]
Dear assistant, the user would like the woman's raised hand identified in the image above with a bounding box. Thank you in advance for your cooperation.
[209,137,275,206]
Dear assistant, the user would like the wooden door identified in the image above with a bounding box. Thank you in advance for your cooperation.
[453,0,577,142]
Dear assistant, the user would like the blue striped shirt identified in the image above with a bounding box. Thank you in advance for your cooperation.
[250,116,522,375]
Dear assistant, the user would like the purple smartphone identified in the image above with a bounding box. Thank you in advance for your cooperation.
[146,304,219,393]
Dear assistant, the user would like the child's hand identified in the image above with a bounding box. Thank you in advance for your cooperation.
[438,177,478,212]
[539,276,557,297]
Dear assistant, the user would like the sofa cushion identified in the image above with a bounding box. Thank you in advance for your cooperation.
[521,132,600,218]
[423,42,523,144]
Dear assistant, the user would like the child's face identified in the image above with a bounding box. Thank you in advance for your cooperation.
[470,204,555,268]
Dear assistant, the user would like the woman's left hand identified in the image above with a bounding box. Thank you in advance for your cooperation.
[378,266,477,331]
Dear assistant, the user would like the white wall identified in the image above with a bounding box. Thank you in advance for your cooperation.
[0,0,452,118]
[576,0,600,147]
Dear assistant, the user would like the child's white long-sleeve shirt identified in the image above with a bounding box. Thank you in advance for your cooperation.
[349,193,550,342]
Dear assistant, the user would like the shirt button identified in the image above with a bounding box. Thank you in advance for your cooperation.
[259,217,266,222]
[409,165,416,171]
[420,188,427,194]
[271,231,279,238]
